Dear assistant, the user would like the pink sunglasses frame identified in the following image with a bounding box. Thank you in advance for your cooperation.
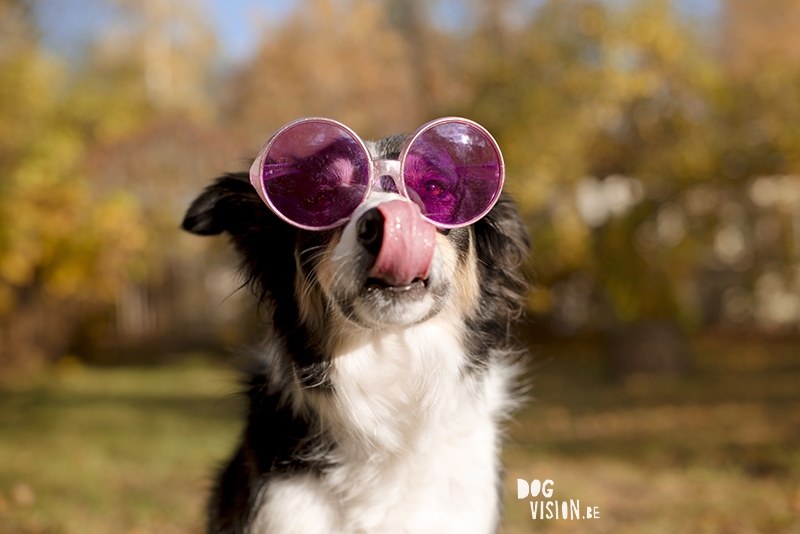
[249,116,505,231]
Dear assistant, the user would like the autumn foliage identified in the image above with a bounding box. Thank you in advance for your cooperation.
[2,0,800,368]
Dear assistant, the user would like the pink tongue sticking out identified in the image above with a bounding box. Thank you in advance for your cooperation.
[369,200,436,287]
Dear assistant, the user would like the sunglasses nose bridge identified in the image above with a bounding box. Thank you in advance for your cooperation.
[371,159,402,183]
[370,158,404,195]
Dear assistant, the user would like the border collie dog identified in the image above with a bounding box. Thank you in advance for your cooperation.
[182,118,529,534]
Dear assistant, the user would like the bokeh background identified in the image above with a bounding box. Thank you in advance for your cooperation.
[1,0,799,532]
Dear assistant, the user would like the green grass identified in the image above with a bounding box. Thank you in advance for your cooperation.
[501,336,800,534]
[0,357,244,534]
[1,338,799,534]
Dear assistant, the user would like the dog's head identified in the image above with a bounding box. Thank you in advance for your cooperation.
[183,132,529,352]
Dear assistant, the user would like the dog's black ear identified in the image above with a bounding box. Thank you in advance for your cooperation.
[182,173,272,236]
[474,193,530,269]
[472,193,531,316]
[183,173,299,305]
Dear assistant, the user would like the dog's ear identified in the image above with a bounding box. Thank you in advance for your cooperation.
[472,193,531,316]
[182,173,276,236]
[183,173,299,305]
[474,194,530,269]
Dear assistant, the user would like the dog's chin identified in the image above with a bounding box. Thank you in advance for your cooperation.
[340,277,446,328]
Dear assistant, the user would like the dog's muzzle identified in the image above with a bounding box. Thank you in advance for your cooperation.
[356,199,436,288]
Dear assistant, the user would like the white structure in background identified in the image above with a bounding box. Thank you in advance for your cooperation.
[655,203,688,248]
[754,268,800,329]
[571,172,800,331]
[746,175,800,329]
[749,174,800,210]
[575,174,645,227]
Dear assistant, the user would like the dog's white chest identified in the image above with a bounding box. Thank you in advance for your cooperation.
[253,413,501,534]
[252,325,507,534]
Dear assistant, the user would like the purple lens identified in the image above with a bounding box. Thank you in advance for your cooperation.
[260,121,370,228]
[404,122,503,226]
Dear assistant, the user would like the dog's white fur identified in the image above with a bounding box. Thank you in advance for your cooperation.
[251,185,516,533]
[253,324,515,534]
[184,134,529,534]
[253,197,516,532]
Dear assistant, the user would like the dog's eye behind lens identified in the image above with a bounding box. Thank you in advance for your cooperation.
[422,178,448,197]
[304,186,336,209]
[404,158,460,222]
[263,139,370,228]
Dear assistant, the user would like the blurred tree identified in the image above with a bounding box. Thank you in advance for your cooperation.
[223,0,465,145]
[68,0,248,360]
[0,31,148,368]
[5,0,800,372]
[465,1,705,295]
[461,0,799,374]
[0,0,223,368]
[721,0,800,77]
[81,116,249,359]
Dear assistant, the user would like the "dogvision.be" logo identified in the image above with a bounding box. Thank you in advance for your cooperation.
[517,479,600,520]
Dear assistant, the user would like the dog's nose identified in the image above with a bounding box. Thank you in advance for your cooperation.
[356,207,384,258]
[355,200,436,286]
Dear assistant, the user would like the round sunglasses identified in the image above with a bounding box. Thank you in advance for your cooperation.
[249,117,505,231]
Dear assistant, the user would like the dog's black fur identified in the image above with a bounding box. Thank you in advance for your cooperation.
[183,133,529,533]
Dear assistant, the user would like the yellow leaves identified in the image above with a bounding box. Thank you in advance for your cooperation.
[0,27,155,320]
[0,0,798,347]
[232,0,430,138]
[551,198,591,269]
[0,236,41,286]
[626,0,687,65]
[94,193,144,243]
[0,50,60,111]
[0,114,147,306]
[13,129,86,190]
[579,5,606,38]
[65,71,152,144]
[0,283,13,315]
[0,50,63,157]
[0,175,147,303]
[87,193,148,295]
[44,189,146,300]
[528,286,552,314]
[46,257,89,298]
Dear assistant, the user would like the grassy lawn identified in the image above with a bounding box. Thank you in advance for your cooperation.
[0,357,243,534]
[1,337,799,533]
[501,336,800,534]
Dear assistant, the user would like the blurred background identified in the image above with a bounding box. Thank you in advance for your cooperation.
[1,0,799,532]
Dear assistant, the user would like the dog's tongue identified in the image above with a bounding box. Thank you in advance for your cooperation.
[370,200,436,287]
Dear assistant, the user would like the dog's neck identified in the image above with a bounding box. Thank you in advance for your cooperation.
[295,315,484,455]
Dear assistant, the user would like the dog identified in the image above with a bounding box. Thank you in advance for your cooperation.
[182,119,529,534]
